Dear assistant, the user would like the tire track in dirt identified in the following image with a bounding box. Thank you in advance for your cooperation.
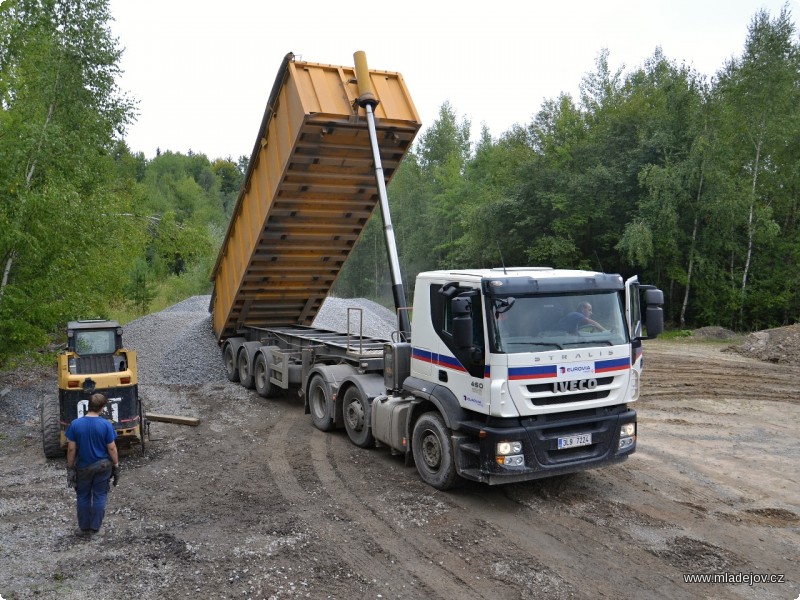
[644,346,800,405]
[265,411,435,598]
[309,428,512,600]
[641,429,798,506]
[594,462,797,595]
[448,486,703,600]
[323,424,699,600]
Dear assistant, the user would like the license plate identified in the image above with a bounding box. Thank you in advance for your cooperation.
[558,433,592,449]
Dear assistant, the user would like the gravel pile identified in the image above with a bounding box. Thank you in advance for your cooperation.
[123,295,397,387]
[691,326,737,340]
[123,296,225,385]
[724,323,800,364]
[0,296,398,429]
[311,296,398,340]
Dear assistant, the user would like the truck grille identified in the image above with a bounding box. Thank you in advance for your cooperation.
[531,390,611,406]
[525,376,614,406]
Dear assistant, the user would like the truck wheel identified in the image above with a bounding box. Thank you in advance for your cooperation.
[412,412,461,490]
[223,344,239,382]
[342,387,374,448]
[238,349,255,389]
[308,375,334,431]
[253,353,275,398]
[41,396,64,458]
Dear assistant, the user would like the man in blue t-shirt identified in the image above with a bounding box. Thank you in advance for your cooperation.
[65,393,120,536]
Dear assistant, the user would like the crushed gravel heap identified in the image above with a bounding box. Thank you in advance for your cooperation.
[310,296,397,340]
[122,296,224,385]
[122,295,397,385]
[723,323,800,364]
[0,296,398,427]
[691,326,737,341]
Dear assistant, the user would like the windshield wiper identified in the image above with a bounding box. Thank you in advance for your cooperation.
[506,342,564,350]
[563,340,613,347]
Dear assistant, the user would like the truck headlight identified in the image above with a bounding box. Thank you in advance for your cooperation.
[496,441,524,467]
[496,441,522,455]
[497,455,525,466]
[619,423,636,451]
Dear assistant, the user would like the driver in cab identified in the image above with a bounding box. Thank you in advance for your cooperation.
[559,302,606,334]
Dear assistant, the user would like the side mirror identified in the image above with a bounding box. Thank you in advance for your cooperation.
[645,307,664,338]
[644,288,664,338]
[644,288,664,306]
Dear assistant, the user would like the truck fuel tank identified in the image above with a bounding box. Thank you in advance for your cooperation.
[371,394,410,454]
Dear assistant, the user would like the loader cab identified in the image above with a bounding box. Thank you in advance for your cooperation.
[66,320,128,374]
[67,320,122,354]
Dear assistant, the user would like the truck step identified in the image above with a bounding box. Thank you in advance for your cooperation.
[459,441,481,456]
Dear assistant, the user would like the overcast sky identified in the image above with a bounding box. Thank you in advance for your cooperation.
[108,0,799,161]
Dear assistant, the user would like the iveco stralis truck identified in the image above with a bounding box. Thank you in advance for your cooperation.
[211,52,664,490]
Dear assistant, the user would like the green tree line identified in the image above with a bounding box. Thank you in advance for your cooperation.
[337,7,800,333]
[1,1,797,365]
[0,0,243,363]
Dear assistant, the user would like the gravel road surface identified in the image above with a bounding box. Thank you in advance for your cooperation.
[1,297,798,599]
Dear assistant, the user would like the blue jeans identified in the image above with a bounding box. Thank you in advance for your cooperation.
[75,459,112,531]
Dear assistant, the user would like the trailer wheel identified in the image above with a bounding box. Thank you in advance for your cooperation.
[342,387,374,448]
[41,396,64,459]
[238,349,255,389]
[254,352,275,398]
[412,412,461,490]
[308,375,334,431]
[223,344,239,382]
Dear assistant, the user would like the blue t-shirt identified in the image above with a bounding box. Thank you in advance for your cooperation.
[65,416,117,468]
[559,311,588,333]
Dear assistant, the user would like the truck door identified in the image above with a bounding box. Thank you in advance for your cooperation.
[429,284,488,411]
[625,276,642,339]
[625,276,644,368]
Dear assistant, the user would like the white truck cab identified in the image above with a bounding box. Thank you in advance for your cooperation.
[375,267,664,489]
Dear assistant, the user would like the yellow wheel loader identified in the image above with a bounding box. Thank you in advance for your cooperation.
[42,320,146,458]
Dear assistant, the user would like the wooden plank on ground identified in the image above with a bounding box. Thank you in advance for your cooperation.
[145,413,201,427]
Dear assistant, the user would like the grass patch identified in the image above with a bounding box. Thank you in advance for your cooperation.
[109,263,213,325]
[657,329,694,340]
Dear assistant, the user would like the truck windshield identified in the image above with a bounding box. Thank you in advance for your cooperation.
[489,291,628,353]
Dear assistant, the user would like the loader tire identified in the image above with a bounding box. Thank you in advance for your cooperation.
[138,402,147,456]
[41,396,64,459]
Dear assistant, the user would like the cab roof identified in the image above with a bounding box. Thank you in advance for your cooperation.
[67,320,121,331]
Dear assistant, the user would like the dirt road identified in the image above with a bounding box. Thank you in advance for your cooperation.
[1,339,798,599]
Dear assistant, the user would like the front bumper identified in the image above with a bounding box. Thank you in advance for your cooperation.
[454,405,636,485]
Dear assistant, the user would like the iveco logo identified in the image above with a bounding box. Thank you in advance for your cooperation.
[553,379,598,393]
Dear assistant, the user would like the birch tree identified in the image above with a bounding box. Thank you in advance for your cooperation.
[0,0,137,356]
[713,7,799,326]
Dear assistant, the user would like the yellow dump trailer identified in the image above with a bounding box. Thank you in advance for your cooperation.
[210,52,421,340]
